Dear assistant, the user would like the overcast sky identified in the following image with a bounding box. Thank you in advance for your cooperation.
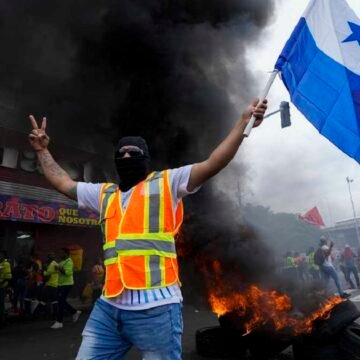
[236,0,360,226]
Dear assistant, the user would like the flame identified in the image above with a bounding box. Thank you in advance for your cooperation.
[209,292,246,317]
[209,286,344,335]
[206,260,345,336]
[296,295,344,335]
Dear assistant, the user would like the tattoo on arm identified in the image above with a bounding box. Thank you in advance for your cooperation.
[38,151,67,178]
[37,150,77,200]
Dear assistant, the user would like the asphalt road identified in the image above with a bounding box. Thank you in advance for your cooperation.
[1,289,360,360]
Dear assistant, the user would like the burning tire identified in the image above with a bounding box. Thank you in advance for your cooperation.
[195,326,247,359]
[292,301,360,360]
[311,300,360,341]
[339,322,360,360]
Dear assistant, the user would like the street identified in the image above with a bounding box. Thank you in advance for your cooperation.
[0,302,220,360]
[1,289,360,360]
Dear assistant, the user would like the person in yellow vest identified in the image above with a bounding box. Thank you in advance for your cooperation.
[307,247,320,280]
[283,251,298,282]
[285,251,297,269]
[51,248,81,329]
[0,250,12,327]
[39,253,59,317]
[28,99,267,359]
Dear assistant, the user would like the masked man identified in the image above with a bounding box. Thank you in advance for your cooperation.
[28,98,267,359]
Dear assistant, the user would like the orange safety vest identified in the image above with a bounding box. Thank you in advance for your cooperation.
[100,170,184,298]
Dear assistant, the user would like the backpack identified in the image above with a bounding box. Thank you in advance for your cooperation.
[314,248,325,266]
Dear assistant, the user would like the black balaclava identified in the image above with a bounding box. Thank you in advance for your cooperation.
[115,136,151,192]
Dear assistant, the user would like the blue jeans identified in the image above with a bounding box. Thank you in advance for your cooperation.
[345,264,360,288]
[320,265,344,295]
[76,299,183,360]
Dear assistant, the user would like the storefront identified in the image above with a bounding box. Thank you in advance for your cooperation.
[0,166,103,292]
[0,193,102,260]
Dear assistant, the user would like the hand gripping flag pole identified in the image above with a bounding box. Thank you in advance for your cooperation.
[243,70,278,137]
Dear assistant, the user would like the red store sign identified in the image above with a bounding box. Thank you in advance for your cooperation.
[0,195,98,227]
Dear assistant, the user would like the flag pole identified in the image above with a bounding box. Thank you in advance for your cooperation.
[243,69,279,137]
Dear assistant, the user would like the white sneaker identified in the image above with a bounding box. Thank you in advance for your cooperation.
[72,310,82,323]
[51,321,63,329]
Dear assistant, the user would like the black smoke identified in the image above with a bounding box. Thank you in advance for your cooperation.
[0,0,275,159]
[0,1,282,303]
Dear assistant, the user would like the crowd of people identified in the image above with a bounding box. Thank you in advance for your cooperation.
[0,248,104,329]
[283,236,360,298]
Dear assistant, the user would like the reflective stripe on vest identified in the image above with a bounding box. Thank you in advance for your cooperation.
[149,181,160,232]
[142,172,165,234]
[146,255,165,287]
[100,184,119,241]
[104,235,176,261]
[100,184,124,297]
[103,241,117,265]
[116,238,176,258]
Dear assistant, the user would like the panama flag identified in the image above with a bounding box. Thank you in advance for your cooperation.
[275,0,360,162]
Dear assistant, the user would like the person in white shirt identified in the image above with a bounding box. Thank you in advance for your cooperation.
[28,98,267,360]
[318,237,350,299]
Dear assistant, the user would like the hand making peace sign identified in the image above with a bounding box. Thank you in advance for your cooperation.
[28,115,50,152]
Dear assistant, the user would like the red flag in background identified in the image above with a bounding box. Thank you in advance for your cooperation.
[299,207,325,227]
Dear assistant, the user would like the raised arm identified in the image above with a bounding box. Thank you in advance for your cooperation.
[326,241,334,256]
[28,115,77,200]
[188,99,267,191]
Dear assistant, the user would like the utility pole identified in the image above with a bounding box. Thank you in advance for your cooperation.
[346,177,360,248]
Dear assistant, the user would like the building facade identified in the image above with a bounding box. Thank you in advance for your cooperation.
[326,218,360,251]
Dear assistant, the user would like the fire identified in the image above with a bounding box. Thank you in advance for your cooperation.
[206,260,344,335]
[209,286,344,335]
[209,292,246,317]
[209,285,293,334]
[297,295,344,335]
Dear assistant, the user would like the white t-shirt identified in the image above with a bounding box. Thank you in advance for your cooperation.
[77,165,198,310]
[321,245,333,267]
